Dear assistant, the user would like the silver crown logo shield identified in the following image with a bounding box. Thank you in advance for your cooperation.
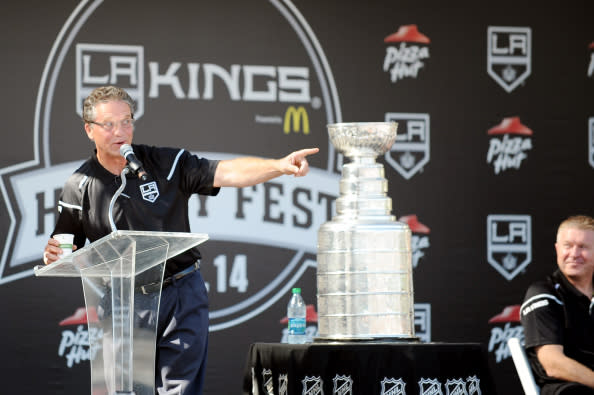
[419,378,443,395]
[332,375,353,395]
[381,377,406,395]
[466,376,481,395]
[302,376,324,395]
[262,368,274,395]
[487,215,532,281]
[279,374,288,395]
[487,26,531,93]
[445,379,468,395]
[384,113,430,180]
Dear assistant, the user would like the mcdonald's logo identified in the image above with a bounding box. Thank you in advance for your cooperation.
[283,106,310,134]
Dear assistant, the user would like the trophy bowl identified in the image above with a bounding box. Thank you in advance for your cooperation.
[327,122,398,159]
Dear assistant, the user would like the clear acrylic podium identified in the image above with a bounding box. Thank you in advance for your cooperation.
[35,230,209,395]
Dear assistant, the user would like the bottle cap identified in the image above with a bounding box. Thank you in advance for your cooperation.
[292,287,301,294]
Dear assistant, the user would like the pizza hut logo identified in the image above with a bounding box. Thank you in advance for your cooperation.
[486,117,533,175]
[57,307,102,368]
[400,214,430,269]
[383,24,430,83]
[487,305,524,363]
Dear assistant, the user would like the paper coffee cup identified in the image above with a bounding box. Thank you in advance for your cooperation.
[53,233,74,256]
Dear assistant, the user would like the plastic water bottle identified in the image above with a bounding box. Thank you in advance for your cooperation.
[287,287,307,344]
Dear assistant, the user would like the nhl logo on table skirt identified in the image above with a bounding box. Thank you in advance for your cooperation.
[333,375,353,395]
[381,377,406,395]
[302,376,324,395]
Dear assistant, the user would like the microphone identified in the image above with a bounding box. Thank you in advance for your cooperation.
[119,144,149,181]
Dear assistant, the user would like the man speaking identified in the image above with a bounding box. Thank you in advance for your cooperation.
[42,85,318,394]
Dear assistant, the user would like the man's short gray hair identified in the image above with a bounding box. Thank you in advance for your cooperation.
[82,86,136,123]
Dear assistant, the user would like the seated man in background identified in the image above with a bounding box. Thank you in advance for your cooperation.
[520,215,594,394]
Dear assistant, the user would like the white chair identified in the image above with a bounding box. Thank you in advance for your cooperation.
[508,337,540,395]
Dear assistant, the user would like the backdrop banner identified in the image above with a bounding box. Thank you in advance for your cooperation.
[0,1,592,394]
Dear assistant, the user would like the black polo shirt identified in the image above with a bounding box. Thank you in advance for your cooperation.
[52,144,220,276]
[520,269,594,387]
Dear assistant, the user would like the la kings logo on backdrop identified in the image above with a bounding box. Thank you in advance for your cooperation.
[414,303,432,342]
[487,26,531,92]
[76,43,145,118]
[383,24,431,83]
[487,215,532,281]
[0,1,343,337]
[384,113,430,180]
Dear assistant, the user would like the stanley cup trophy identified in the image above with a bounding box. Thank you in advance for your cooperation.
[316,122,416,341]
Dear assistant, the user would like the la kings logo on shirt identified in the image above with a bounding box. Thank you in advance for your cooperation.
[140,181,159,203]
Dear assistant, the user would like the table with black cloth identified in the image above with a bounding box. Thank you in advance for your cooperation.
[243,341,496,395]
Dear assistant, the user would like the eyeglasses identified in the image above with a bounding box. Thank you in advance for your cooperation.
[88,118,135,132]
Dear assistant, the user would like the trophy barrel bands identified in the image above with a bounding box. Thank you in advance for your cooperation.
[316,224,415,340]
